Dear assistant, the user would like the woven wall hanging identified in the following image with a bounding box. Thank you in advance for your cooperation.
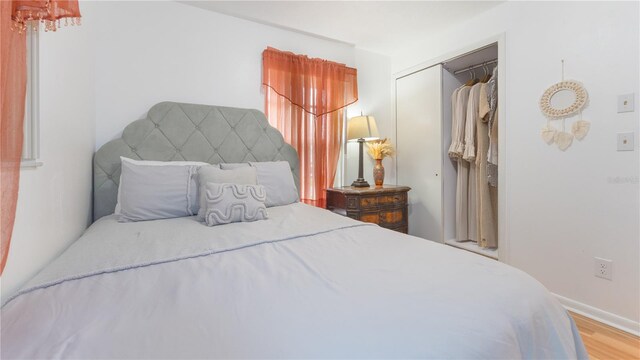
[540,60,590,151]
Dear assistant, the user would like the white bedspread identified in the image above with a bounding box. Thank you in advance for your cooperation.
[1,203,587,359]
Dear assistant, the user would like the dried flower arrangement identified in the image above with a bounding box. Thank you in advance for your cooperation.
[366,138,395,160]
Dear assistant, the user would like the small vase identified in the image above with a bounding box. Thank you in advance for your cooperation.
[373,159,385,187]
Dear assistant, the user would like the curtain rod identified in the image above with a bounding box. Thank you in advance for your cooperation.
[453,59,498,75]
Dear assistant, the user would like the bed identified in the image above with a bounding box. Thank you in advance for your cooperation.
[1,102,587,359]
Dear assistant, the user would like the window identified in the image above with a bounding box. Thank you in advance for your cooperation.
[21,28,41,168]
[262,47,357,207]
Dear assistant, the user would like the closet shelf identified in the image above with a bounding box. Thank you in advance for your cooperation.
[444,239,498,260]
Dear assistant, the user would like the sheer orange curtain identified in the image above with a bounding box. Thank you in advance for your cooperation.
[0,0,80,275]
[1,1,27,276]
[262,47,358,207]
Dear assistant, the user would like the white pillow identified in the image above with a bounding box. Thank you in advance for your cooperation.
[249,161,299,207]
[203,183,268,226]
[115,157,209,216]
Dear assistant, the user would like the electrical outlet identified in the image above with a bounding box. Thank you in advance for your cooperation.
[594,257,613,280]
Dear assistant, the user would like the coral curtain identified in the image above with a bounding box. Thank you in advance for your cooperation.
[0,0,80,275]
[1,1,27,276]
[263,47,358,208]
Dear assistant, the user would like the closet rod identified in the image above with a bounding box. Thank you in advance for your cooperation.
[453,59,498,75]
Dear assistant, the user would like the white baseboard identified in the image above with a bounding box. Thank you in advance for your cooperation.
[553,293,640,336]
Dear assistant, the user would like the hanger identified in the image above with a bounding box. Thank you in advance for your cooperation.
[465,69,478,86]
[481,62,492,83]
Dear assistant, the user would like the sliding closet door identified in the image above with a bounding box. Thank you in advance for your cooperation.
[396,65,442,242]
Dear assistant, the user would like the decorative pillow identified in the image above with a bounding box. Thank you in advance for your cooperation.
[197,165,258,220]
[203,183,268,226]
[115,157,209,215]
[249,161,299,207]
[118,158,204,222]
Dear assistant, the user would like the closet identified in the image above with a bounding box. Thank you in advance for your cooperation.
[396,43,499,259]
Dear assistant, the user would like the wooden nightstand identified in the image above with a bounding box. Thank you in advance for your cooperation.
[326,185,411,233]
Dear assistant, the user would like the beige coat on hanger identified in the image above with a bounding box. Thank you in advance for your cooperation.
[452,86,474,241]
[463,84,482,242]
[477,84,498,248]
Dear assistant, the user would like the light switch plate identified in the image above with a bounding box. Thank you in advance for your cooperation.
[617,132,634,151]
[618,94,635,113]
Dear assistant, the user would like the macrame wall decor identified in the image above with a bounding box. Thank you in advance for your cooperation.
[539,60,590,151]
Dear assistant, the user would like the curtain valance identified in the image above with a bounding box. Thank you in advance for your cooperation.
[11,0,81,33]
[262,47,358,117]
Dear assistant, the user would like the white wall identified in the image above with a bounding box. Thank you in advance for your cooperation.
[2,23,95,301]
[391,1,639,331]
[344,49,394,186]
[91,1,356,149]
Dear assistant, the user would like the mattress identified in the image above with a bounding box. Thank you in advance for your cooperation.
[1,203,587,359]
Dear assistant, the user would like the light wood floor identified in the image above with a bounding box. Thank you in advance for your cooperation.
[570,312,640,359]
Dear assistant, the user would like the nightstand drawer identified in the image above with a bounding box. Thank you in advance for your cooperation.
[352,209,406,229]
[377,193,407,207]
[348,194,406,210]
[359,212,380,224]
[359,196,378,209]
[326,185,411,235]
[379,208,406,228]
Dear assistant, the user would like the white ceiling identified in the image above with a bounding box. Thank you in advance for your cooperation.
[181,1,504,56]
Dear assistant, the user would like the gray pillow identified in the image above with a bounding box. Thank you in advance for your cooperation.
[118,160,199,222]
[249,161,299,207]
[203,183,268,226]
[219,163,249,170]
[115,158,209,215]
[197,165,258,220]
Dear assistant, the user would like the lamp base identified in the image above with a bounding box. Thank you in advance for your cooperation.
[351,179,370,188]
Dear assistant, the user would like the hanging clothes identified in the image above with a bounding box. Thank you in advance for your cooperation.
[488,109,499,186]
[463,83,482,242]
[449,87,460,157]
[449,86,469,159]
[487,67,499,187]
[452,85,471,241]
[463,83,482,163]
[477,83,498,248]
[449,63,498,248]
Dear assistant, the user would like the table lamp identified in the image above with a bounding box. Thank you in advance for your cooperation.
[347,115,379,187]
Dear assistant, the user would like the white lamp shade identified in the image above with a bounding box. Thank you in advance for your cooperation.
[347,115,379,141]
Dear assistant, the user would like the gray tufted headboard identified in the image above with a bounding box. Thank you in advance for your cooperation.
[93,101,300,221]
